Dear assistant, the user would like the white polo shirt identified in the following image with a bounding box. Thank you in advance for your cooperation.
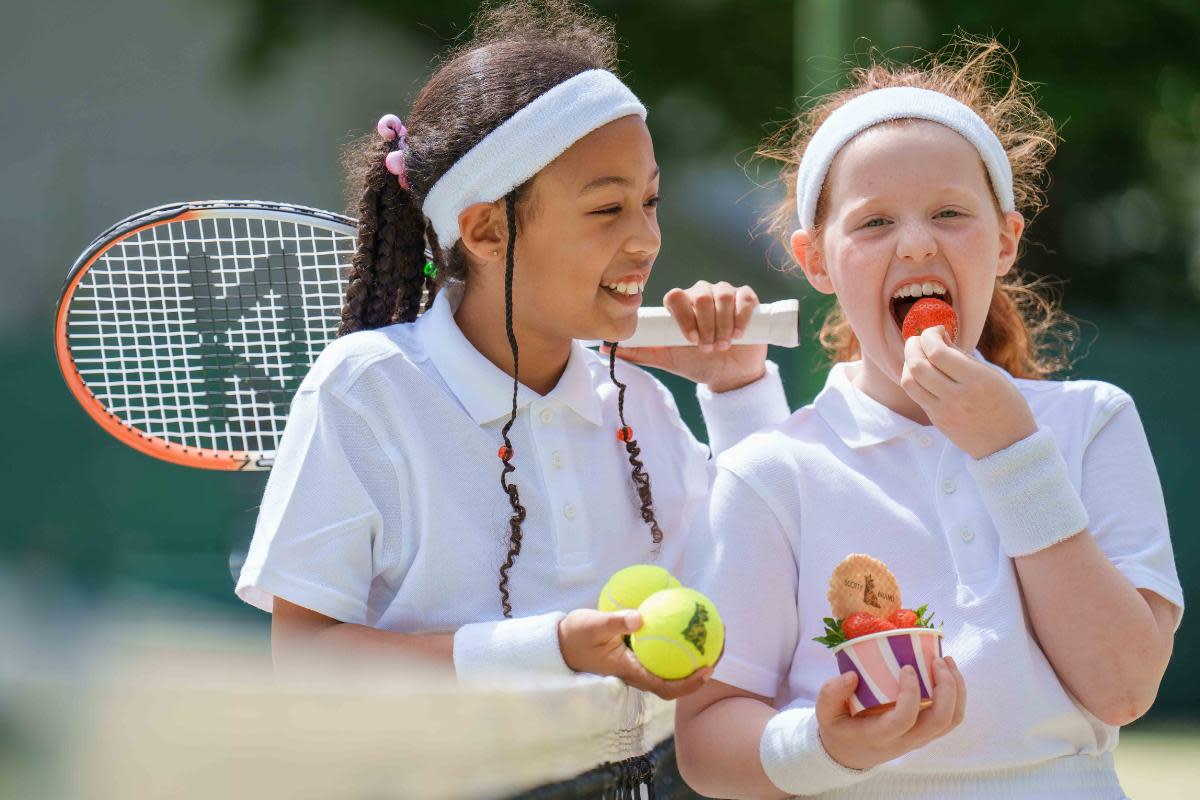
[236,284,789,676]
[688,355,1183,786]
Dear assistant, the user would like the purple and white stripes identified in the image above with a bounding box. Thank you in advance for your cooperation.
[832,628,944,715]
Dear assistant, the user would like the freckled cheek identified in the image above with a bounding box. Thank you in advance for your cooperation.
[829,245,888,299]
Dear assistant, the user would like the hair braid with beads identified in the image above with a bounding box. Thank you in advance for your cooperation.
[608,344,664,551]
[496,192,528,617]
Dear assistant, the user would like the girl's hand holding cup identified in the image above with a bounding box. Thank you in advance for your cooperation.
[816,655,967,771]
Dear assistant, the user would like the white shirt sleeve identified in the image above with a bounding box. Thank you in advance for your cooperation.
[696,360,790,457]
[1081,396,1185,631]
[684,466,878,796]
[683,464,799,699]
[236,386,391,624]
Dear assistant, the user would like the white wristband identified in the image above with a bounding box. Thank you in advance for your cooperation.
[452,611,574,686]
[760,706,877,796]
[966,428,1088,557]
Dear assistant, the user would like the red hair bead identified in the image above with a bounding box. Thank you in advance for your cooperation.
[617,426,634,443]
[498,445,513,460]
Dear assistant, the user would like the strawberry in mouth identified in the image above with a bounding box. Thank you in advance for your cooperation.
[902,298,959,343]
[889,280,957,343]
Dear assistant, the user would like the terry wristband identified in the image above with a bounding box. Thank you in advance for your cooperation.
[760,705,877,796]
[453,610,575,685]
[966,428,1088,557]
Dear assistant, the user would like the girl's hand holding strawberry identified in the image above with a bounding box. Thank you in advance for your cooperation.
[900,325,1037,460]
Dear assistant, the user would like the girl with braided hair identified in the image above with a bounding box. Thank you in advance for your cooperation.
[235,0,789,702]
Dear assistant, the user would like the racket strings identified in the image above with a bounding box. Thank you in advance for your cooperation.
[65,214,353,458]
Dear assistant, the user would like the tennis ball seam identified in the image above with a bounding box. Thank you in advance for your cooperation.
[632,634,701,673]
[600,589,632,611]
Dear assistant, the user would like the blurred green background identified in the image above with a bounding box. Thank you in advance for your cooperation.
[2,0,1196,744]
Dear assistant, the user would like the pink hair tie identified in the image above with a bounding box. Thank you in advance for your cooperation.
[384,150,410,190]
[376,113,407,142]
[377,114,410,189]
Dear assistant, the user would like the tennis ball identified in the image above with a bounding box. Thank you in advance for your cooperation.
[597,564,681,612]
[631,587,725,680]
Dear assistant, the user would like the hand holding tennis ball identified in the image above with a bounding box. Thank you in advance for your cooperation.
[556,564,723,699]
[599,564,725,681]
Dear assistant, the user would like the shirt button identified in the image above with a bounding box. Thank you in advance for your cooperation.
[563,503,576,521]
[961,527,975,543]
[942,479,957,494]
[918,434,933,448]
[551,450,564,469]
[539,408,554,424]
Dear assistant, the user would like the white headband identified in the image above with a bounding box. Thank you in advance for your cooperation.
[423,69,647,246]
[795,86,1014,231]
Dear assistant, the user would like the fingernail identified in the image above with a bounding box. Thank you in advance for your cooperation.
[687,331,699,344]
[732,328,744,340]
[717,340,730,351]
[700,343,713,353]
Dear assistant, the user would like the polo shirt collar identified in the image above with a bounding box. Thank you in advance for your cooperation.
[417,284,604,427]
[814,350,1012,448]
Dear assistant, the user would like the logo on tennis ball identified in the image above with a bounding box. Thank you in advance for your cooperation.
[682,602,709,655]
[631,587,724,680]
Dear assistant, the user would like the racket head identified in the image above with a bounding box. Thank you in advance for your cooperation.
[55,200,358,471]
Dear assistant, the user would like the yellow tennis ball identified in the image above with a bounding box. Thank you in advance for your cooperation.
[631,587,725,680]
[597,564,681,612]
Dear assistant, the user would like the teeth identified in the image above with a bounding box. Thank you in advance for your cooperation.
[603,280,645,296]
[892,280,948,300]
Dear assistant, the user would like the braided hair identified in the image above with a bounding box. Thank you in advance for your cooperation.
[336,0,663,617]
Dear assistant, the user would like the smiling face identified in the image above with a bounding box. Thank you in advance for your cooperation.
[509,114,661,343]
[793,119,1023,388]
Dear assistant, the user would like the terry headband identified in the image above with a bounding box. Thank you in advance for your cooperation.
[424,68,647,246]
[795,86,1015,231]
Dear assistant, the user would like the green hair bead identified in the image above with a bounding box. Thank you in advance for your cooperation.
[423,261,438,279]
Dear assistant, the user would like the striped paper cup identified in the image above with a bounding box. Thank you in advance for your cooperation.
[831,628,944,716]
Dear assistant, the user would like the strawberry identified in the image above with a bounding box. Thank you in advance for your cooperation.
[842,612,896,639]
[887,609,920,629]
[902,297,959,343]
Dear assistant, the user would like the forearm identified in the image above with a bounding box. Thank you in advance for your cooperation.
[1014,531,1171,725]
[316,623,455,663]
[677,696,787,800]
[273,619,454,674]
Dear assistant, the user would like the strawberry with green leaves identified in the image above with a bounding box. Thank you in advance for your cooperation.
[814,604,939,648]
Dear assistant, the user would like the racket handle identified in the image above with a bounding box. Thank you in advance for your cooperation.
[583,299,800,349]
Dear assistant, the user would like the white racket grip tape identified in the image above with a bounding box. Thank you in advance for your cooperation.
[584,299,800,349]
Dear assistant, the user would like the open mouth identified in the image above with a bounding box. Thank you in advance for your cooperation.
[889,280,952,330]
[601,277,646,301]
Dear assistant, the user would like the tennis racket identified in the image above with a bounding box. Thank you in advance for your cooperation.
[55,200,799,471]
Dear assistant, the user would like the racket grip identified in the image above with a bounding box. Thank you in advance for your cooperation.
[584,299,800,349]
